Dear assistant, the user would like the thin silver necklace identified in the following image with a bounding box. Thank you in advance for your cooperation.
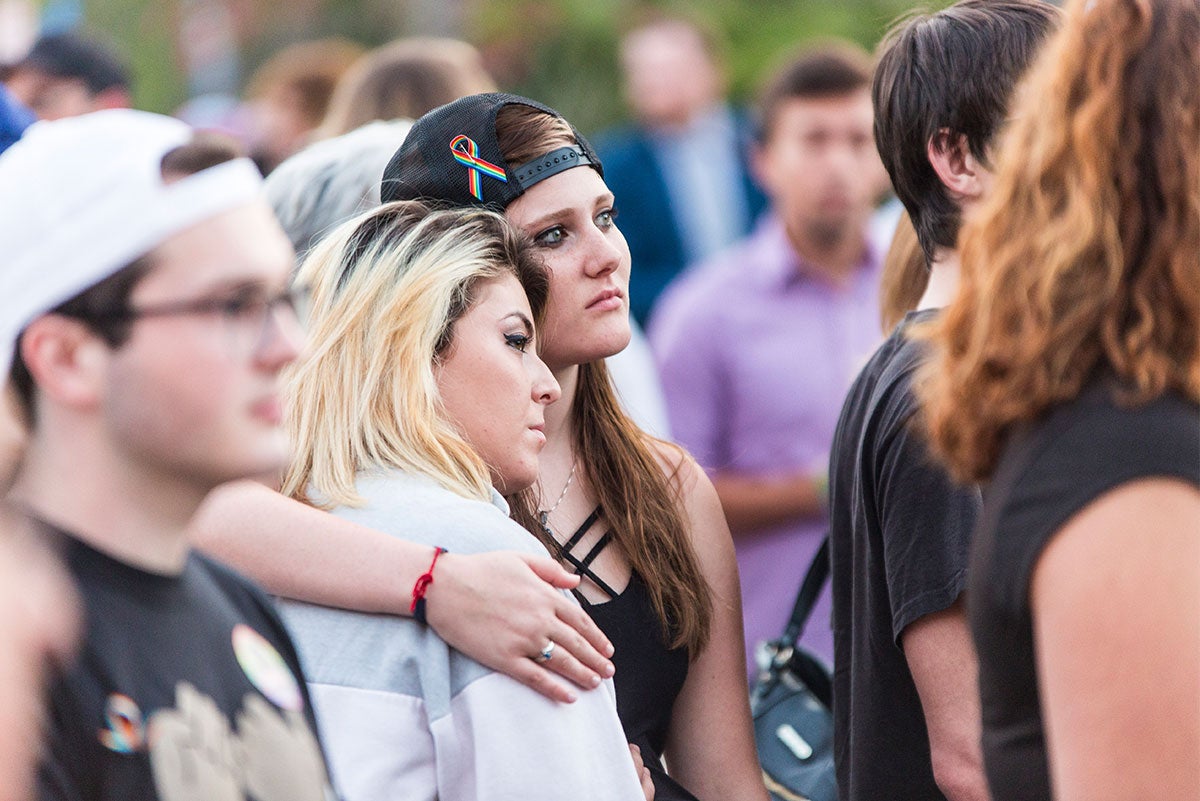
[538,462,577,533]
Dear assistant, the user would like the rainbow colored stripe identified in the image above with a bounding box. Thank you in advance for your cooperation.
[98,693,144,753]
[450,134,508,200]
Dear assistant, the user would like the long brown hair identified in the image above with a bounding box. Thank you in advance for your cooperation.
[497,104,713,653]
[918,0,1200,484]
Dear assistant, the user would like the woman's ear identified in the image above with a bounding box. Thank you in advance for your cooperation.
[927,128,991,203]
[18,316,109,413]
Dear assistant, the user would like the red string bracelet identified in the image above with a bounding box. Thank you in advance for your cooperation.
[410,546,447,625]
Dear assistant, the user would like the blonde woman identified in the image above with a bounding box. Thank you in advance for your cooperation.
[918,1,1200,799]
[277,200,647,801]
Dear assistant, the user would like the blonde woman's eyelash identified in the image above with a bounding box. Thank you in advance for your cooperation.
[505,332,531,352]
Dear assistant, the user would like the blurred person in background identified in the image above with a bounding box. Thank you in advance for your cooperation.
[0,109,333,798]
[1,71,84,798]
[826,2,1059,800]
[651,43,885,674]
[0,84,34,153]
[595,12,766,324]
[317,37,496,139]
[244,37,363,174]
[0,527,78,801]
[265,118,413,259]
[918,0,1199,798]
[3,31,130,121]
[0,519,78,801]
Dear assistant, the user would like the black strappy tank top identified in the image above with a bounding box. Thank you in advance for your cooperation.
[550,508,696,801]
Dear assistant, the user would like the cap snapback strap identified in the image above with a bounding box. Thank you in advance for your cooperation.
[511,146,596,192]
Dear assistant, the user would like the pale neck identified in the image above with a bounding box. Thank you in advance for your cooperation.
[538,362,581,506]
[12,424,208,574]
[917,246,962,311]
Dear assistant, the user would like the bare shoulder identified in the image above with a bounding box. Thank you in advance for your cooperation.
[1034,477,1200,595]
[647,438,707,495]
[646,437,731,562]
[1031,477,1200,660]
[1030,478,1199,801]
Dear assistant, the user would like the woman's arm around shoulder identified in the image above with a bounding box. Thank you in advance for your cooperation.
[1031,477,1200,801]
[651,445,769,801]
[191,480,615,703]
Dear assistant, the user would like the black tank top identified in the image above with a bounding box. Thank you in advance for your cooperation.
[554,509,695,801]
[969,380,1199,801]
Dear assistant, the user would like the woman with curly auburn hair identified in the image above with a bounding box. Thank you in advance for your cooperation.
[917,1,1200,799]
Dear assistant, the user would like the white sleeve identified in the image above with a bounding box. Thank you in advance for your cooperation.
[307,682,436,801]
[432,672,646,801]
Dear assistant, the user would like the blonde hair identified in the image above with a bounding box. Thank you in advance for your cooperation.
[918,0,1200,483]
[282,200,548,508]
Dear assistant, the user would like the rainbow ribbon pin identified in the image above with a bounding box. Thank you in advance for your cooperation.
[450,134,507,201]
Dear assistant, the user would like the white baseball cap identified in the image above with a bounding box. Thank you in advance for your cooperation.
[0,108,265,375]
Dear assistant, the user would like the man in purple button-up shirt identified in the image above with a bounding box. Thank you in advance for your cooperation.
[650,43,889,675]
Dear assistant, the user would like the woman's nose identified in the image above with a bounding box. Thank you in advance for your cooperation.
[530,352,561,405]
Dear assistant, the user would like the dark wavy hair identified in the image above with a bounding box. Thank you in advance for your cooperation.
[872,0,1060,263]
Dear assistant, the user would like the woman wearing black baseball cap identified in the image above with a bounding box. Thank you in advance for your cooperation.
[201,93,766,801]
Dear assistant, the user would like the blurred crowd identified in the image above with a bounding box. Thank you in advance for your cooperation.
[0,2,1196,800]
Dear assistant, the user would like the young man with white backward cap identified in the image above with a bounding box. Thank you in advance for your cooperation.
[0,109,334,801]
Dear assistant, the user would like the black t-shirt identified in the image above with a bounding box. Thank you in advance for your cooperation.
[38,526,335,801]
[828,310,981,801]
[970,379,1200,801]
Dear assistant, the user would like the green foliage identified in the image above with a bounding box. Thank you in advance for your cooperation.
[77,0,951,122]
[84,0,183,114]
[472,0,952,136]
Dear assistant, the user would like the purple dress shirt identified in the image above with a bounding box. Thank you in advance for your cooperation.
[649,214,883,674]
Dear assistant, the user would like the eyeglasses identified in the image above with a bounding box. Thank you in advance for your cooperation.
[93,285,309,354]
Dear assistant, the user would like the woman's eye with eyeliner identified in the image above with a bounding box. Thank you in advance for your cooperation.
[535,226,565,247]
[505,333,531,353]
[597,207,618,228]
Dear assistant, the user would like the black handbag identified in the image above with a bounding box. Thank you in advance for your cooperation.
[750,536,838,801]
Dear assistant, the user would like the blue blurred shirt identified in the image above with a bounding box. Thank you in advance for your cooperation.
[0,86,35,155]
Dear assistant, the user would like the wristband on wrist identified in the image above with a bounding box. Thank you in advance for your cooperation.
[410,546,447,625]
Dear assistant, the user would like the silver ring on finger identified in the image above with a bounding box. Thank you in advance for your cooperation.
[533,640,556,663]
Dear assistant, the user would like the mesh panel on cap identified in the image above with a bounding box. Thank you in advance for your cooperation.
[380,92,602,209]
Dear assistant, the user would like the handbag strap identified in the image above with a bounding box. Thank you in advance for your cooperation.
[778,534,829,649]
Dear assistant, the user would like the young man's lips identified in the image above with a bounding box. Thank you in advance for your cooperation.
[251,397,283,424]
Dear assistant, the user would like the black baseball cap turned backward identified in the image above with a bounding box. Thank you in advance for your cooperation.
[380,92,603,210]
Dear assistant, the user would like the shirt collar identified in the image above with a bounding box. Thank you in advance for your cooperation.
[489,487,511,515]
[752,213,878,291]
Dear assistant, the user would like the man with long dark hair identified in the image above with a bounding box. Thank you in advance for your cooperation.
[827,3,1059,800]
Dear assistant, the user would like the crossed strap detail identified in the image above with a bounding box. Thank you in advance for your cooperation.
[543,507,619,601]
